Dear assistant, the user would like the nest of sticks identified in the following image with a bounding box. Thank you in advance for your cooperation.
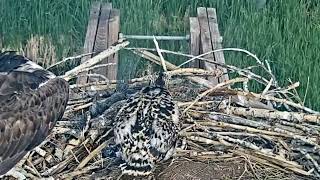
[8,39,320,180]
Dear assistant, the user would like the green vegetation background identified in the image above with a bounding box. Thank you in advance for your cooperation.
[0,0,319,110]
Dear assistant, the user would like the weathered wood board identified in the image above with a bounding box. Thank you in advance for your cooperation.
[189,17,201,68]
[189,7,229,85]
[106,9,120,80]
[77,3,119,84]
[77,2,101,84]
[207,8,229,82]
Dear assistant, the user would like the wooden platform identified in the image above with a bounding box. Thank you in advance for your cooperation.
[189,7,229,85]
[76,4,228,86]
[77,2,120,84]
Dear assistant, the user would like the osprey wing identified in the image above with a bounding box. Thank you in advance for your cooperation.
[0,52,69,175]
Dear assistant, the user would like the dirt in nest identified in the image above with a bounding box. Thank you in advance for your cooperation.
[156,159,249,180]
[90,159,312,180]
[95,159,249,180]
[154,159,311,180]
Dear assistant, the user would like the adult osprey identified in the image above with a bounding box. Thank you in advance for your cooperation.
[0,51,69,175]
[114,73,180,176]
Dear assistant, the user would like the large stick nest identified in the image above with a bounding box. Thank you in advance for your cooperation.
[6,39,320,180]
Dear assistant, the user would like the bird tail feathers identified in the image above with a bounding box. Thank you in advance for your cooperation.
[120,162,153,176]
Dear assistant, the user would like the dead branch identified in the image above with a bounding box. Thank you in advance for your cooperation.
[61,40,129,81]
[220,105,320,124]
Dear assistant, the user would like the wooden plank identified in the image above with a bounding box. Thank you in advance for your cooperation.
[94,3,112,52]
[106,9,120,80]
[207,8,229,82]
[197,7,218,85]
[189,17,201,68]
[89,3,112,82]
[77,2,101,84]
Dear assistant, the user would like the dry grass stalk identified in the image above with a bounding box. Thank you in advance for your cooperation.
[79,63,116,73]
[132,49,218,88]
[183,77,248,113]
[153,36,167,71]
[129,47,273,87]
[232,90,319,114]
[64,102,93,114]
[76,141,108,170]
[70,68,221,89]
[24,35,57,68]
[220,105,320,124]
[60,40,129,81]
[10,42,320,180]
[46,52,94,70]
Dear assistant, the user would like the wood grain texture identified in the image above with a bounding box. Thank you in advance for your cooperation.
[207,8,229,82]
[106,9,120,80]
[77,2,101,84]
[189,17,201,68]
[77,3,119,83]
[90,3,112,82]
[197,7,218,85]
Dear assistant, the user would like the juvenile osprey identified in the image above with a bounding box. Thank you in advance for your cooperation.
[0,51,69,175]
[114,73,180,176]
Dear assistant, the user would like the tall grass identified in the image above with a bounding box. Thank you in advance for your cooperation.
[0,0,319,110]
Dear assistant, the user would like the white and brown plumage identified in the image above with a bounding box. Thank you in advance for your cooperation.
[0,51,69,175]
[114,73,180,176]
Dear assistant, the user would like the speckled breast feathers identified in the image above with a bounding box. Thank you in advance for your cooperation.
[114,84,180,176]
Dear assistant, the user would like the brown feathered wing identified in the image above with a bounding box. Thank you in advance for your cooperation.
[0,63,69,175]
